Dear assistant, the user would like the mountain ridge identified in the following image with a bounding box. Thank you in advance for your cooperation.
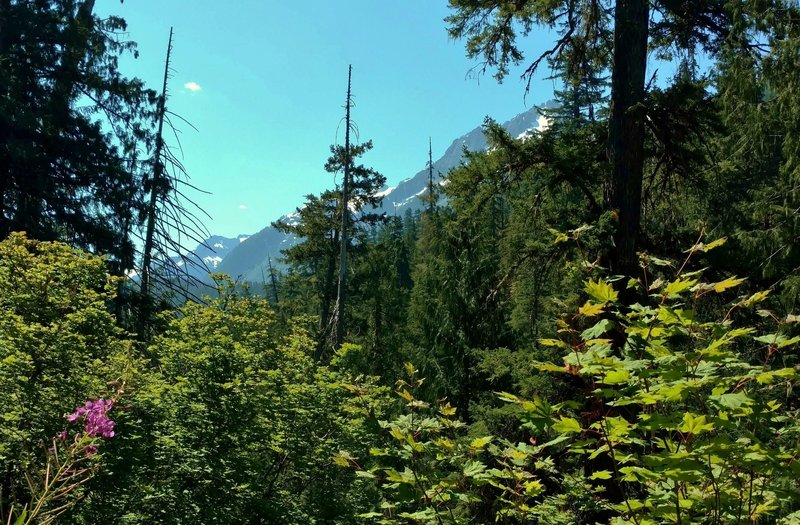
[205,102,554,283]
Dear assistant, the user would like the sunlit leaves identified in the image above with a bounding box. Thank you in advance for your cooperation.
[581,319,614,339]
[664,277,697,296]
[578,301,606,317]
[585,279,618,304]
[552,417,581,434]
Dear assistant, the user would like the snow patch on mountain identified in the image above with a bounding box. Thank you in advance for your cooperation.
[375,185,396,198]
[203,256,223,268]
[516,114,552,141]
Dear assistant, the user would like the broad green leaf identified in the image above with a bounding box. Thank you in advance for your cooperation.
[397,388,414,402]
[579,301,606,317]
[742,290,770,307]
[701,237,727,252]
[538,362,567,373]
[619,466,658,482]
[332,455,350,467]
[779,336,800,348]
[648,277,665,291]
[585,338,613,347]
[581,319,614,340]
[385,468,414,484]
[463,460,487,477]
[665,278,697,296]
[439,403,457,416]
[686,237,727,253]
[712,393,751,410]
[389,427,406,442]
[399,509,437,520]
[523,479,544,496]
[649,255,675,267]
[538,338,568,348]
[590,470,613,480]
[497,391,520,403]
[755,333,790,346]
[603,369,630,385]
[552,416,581,434]
[548,227,569,244]
[712,276,747,293]
[470,436,493,449]
[756,369,795,384]
[678,413,714,435]
[585,279,618,304]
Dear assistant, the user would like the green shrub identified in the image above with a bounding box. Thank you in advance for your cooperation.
[0,233,135,519]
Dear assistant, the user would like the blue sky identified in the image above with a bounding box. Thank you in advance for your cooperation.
[100,1,557,238]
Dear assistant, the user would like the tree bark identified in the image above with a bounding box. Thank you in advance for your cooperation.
[138,28,173,336]
[606,0,649,275]
[0,0,9,237]
[335,65,353,349]
[314,228,339,360]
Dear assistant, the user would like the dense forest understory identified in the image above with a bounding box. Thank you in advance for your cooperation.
[2,0,800,523]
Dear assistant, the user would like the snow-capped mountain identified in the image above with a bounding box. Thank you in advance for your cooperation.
[196,103,554,284]
[169,234,251,281]
[372,102,553,216]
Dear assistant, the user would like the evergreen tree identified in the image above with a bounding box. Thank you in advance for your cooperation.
[445,0,791,273]
[348,217,414,377]
[0,0,155,272]
[275,140,385,356]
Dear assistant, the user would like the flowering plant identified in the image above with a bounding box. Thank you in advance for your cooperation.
[5,396,120,525]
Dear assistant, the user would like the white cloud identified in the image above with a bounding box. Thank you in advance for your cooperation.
[238,204,247,209]
[184,81,202,92]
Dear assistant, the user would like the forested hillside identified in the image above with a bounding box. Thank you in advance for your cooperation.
[2,1,800,524]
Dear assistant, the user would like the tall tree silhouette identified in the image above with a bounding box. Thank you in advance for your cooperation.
[0,0,155,271]
[137,28,211,336]
[446,0,775,273]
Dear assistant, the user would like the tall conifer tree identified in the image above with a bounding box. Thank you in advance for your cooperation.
[0,0,155,271]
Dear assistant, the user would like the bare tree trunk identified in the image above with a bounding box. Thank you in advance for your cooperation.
[606,0,649,275]
[334,65,353,349]
[267,255,279,304]
[317,228,339,359]
[139,27,173,335]
[427,137,435,213]
[0,0,10,236]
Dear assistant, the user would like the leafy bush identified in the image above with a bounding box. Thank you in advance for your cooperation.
[349,239,800,524]
[0,233,136,519]
[80,278,387,524]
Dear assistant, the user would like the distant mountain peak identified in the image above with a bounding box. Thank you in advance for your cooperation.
[200,102,556,283]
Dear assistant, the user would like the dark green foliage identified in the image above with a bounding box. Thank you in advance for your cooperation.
[3,2,800,524]
[275,140,386,354]
[0,1,155,273]
[348,240,800,523]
